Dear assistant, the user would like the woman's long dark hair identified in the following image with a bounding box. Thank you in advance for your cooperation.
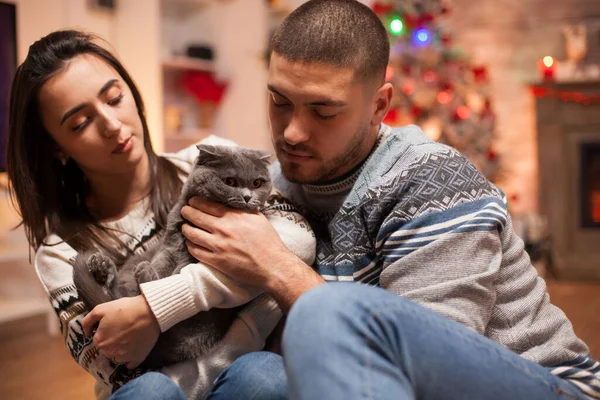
[7,30,182,261]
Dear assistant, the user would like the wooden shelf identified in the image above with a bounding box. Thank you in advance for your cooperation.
[162,56,213,73]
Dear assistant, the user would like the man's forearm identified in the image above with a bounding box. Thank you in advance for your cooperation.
[265,258,325,314]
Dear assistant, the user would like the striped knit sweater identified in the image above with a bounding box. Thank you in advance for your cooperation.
[271,124,600,399]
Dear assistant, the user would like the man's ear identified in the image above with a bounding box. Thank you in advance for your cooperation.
[371,82,393,127]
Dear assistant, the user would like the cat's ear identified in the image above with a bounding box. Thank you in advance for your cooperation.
[254,150,272,165]
[196,144,223,165]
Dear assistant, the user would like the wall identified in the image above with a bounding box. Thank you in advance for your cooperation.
[447,0,600,214]
[163,0,270,151]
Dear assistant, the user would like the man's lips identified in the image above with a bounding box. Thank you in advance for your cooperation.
[113,137,133,154]
[281,148,312,158]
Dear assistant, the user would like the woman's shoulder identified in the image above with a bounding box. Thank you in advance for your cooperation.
[35,234,77,261]
[34,234,78,292]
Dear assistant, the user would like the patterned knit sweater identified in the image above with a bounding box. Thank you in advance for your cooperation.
[34,136,316,399]
[271,124,600,399]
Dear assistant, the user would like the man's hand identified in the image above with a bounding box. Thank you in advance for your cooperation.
[81,295,160,369]
[181,198,325,312]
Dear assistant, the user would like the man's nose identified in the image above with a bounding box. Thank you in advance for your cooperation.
[283,115,310,146]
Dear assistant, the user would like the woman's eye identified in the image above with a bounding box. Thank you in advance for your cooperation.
[72,117,90,132]
[252,179,263,188]
[223,177,237,186]
[108,94,124,106]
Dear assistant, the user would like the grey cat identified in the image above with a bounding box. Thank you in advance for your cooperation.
[73,144,272,370]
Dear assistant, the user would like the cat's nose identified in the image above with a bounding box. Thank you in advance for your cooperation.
[243,195,252,203]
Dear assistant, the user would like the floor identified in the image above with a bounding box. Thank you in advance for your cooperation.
[0,280,598,400]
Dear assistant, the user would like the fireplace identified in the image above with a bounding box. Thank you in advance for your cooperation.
[535,81,600,279]
[581,143,600,228]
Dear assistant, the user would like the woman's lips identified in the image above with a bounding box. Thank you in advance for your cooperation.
[113,137,133,154]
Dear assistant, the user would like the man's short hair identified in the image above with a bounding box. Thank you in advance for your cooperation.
[271,0,390,85]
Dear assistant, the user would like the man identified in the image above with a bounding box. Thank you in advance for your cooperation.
[182,1,598,399]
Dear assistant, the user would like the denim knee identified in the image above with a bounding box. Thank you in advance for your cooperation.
[208,351,287,400]
[110,372,186,400]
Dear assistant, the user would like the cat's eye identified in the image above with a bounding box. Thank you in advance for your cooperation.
[252,179,263,189]
[223,177,237,187]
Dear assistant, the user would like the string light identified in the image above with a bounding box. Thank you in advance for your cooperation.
[456,106,471,119]
[413,28,431,46]
[390,18,404,35]
[437,91,452,104]
[385,65,395,81]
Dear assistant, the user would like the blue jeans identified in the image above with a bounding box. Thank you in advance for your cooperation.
[108,371,186,400]
[207,351,287,399]
[281,283,586,400]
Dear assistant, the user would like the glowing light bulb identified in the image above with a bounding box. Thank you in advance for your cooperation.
[413,28,431,46]
[390,18,404,35]
[543,56,554,68]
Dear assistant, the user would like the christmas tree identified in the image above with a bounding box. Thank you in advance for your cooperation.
[373,0,500,181]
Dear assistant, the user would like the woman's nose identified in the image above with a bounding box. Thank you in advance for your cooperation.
[99,107,122,137]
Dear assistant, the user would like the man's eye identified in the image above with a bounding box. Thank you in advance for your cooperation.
[314,110,336,120]
[108,94,124,106]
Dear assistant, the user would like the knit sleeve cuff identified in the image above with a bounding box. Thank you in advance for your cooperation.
[139,274,198,332]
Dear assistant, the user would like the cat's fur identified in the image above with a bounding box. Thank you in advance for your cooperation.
[73,144,272,370]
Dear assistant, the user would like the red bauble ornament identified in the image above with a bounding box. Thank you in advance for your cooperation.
[383,108,399,124]
[472,66,488,83]
[440,35,452,46]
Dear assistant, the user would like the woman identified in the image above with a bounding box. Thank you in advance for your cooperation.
[7,30,311,399]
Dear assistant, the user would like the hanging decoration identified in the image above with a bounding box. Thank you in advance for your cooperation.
[530,86,600,105]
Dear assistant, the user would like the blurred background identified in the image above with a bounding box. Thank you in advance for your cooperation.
[0,0,599,398]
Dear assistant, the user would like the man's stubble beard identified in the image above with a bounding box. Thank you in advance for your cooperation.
[280,121,373,185]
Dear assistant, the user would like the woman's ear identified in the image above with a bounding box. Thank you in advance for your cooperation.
[55,150,68,166]
[371,82,393,127]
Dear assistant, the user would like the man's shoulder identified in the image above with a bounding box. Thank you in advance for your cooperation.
[350,125,504,218]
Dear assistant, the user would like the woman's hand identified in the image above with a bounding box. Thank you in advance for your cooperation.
[81,295,161,369]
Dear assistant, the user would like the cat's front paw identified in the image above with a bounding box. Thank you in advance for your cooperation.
[87,252,116,285]
[134,261,157,284]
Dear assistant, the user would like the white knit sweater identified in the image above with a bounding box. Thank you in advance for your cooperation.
[34,136,316,399]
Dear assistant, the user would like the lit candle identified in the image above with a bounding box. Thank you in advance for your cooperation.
[538,56,556,81]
